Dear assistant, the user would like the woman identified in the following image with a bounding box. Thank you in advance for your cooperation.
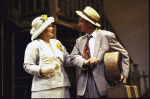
[23,15,71,98]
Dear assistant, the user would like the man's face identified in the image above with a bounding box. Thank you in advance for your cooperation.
[78,17,89,33]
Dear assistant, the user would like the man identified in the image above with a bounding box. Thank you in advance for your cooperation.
[70,6,130,98]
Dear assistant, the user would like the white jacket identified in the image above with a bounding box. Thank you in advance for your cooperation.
[23,39,71,91]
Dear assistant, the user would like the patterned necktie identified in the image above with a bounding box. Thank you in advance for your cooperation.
[82,35,92,60]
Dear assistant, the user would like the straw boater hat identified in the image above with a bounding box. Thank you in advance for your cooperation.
[30,15,54,41]
[76,6,101,27]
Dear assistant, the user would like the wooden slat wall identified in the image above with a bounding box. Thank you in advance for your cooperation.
[66,0,70,16]
[26,0,29,14]
[80,0,83,11]
[62,0,65,14]
[33,0,36,12]
[8,0,122,33]
[56,0,103,21]
[41,0,45,10]
[71,0,75,17]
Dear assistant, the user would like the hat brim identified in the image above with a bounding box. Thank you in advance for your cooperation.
[76,11,101,27]
[31,17,54,41]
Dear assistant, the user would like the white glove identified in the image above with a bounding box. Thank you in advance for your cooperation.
[40,62,59,73]
[40,57,62,77]
[41,63,59,78]
[42,72,52,78]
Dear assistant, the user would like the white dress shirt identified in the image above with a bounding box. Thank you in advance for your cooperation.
[86,28,97,57]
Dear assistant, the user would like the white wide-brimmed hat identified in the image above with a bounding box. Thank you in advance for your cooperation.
[30,15,54,41]
[76,6,101,27]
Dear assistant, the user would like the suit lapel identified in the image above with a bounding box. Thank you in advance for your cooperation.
[50,39,64,62]
[39,39,53,55]
[93,29,102,58]
[80,35,88,54]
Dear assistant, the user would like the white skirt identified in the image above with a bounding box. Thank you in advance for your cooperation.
[31,87,70,98]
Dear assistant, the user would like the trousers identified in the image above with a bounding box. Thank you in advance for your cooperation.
[77,67,107,98]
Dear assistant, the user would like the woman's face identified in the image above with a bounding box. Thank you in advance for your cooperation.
[42,24,54,38]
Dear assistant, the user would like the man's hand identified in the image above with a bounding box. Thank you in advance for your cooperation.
[84,57,100,65]
[83,59,91,65]
[120,76,127,85]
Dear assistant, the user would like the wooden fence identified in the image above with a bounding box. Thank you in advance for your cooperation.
[130,63,149,97]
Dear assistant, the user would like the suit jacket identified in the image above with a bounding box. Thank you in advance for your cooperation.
[70,29,130,96]
[23,39,71,91]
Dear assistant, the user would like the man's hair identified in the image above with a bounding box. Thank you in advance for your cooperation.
[85,20,97,28]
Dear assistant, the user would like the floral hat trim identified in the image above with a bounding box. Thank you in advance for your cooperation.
[41,15,48,21]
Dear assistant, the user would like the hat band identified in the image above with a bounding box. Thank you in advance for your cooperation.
[33,19,44,33]
[82,11,98,23]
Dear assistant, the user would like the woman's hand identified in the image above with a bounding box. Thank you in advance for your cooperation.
[40,65,55,74]
[40,63,59,77]
[40,63,59,73]
[55,63,59,70]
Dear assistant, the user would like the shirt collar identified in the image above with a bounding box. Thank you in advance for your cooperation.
[86,28,97,39]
